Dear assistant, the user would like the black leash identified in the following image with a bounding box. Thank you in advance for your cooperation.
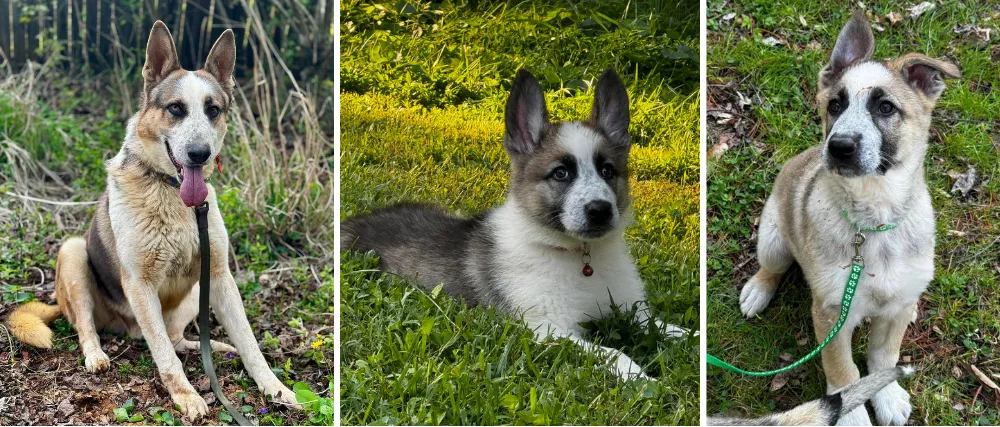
[195,202,253,426]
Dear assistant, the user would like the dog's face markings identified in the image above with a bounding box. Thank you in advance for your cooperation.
[504,69,631,240]
[135,21,236,177]
[818,11,960,177]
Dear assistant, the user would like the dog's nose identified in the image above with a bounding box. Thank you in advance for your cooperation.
[584,201,614,226]
[187,145,211,165]
[828,134,859,161]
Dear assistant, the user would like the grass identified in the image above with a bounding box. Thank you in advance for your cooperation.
[0,5,335,424]
[339,1,699,425]
[706,1,1000,425]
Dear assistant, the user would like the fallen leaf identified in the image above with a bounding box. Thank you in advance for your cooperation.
[761,36,783,47]
[902,355,912,363]
[799,15,808,27]
[56,399,74,417]
[907,2,935,19]
[969,364,1000,391]
[954,24,991,46]
[709,133,736,160]
[771,372,790,391]
[887,11,904,25]
[952,365,963,378]
[949,165,977,196]
[721,12,736,22]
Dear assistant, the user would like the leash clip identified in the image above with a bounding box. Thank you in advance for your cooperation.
[852,230,866,266]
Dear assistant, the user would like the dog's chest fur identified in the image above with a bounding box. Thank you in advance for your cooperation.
[107,163,202,310]
[487,203,645,334]
[785,154,935,319]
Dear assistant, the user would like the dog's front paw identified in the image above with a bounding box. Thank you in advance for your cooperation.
[84,350,111,373]
[739,277,776,318]
[871,381,911,426]
[610,354,650,381]
[265,383,302,409]
[173,391,209,419]
[837,405,873,426]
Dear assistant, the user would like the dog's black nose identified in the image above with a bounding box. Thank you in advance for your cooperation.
[187,145,211,164]
[584,201,614,226]
[828,134,859,161]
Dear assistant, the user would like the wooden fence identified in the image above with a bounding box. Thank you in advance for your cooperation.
[0,0,333,79]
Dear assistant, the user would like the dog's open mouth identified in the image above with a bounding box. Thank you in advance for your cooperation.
[164,140,183,176]
[164,139,210,207]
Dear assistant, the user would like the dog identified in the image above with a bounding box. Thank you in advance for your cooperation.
[341,69,690,380]
[5,22,298,418]
[736,10,958,426]
[709,366,915,426]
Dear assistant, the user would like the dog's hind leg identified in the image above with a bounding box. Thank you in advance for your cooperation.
[164,283,237,354]
[740,198,792,318]
[866,305,914,426]
[55,237,113,373]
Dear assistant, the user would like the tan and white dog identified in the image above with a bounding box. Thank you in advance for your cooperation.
[737,11,958,426]
[5,22,298,418]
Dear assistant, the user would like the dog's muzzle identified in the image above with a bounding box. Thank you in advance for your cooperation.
[825,132,867,177]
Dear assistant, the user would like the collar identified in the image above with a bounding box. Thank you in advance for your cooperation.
[152,170,182,189]
[841,209,898,232]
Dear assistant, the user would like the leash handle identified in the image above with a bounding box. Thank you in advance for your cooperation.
[707,262,863,377]
[195,203,253,426]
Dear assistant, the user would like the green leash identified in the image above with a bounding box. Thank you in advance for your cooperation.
[707,210,897,376]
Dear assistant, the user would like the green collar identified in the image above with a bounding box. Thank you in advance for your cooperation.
[841,209,897,232]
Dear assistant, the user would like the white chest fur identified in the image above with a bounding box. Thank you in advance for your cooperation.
[487,203,646,336]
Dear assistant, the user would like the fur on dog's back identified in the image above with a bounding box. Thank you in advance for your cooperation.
[341,203,503,306]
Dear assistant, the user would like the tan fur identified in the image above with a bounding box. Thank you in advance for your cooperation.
[6,302,62,348]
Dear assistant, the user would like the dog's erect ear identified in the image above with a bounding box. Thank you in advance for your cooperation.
[505,70,549,155]
[143,21,181,93]
[820,10,874,87]
[591,69,630,148]
[894,53,961,102]
[204,29,237,91]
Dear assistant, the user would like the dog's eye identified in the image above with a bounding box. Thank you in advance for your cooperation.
[551,167,570,181]
[166,103,185,117]
[600,164,615,179]
[878,101,895,115]
[828,100,842,115]
[206,105,222,119]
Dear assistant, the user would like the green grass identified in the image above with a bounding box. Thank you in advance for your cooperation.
[706,2,1000,425]
[340,1,700,425]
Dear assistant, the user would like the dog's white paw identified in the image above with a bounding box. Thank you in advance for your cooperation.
[173,338,238,354]
[610,354,650,381]
[837,405,873,426]
[173,391,209,419]
[871,381,911,426]
[84,350,111,373]
[657,321,696,339]
[264,383,302,409]
[739,278,776,318]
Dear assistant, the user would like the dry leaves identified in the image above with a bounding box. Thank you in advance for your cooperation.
[969,364,1000,391]
[907,2,936,19]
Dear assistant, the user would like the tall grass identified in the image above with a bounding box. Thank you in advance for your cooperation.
[0,0,335,256]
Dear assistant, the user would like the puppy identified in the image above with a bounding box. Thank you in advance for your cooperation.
[737,11,958,426]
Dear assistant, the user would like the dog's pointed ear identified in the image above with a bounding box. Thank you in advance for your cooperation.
[143,21,181,93]
[591,69,630,148]
[894,53,960,103]
[505,70,549,155]
[820,10,874,88]
[204,29,237,91]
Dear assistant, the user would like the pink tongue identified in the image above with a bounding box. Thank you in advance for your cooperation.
[179,166,208,207]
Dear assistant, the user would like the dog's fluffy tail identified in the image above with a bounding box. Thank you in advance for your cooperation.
[6,301,63,349]
[834,365,915,418]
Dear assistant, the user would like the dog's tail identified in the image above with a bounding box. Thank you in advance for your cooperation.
[766,365,915,426]
[834,365,915,418]
[5,301,63,349]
